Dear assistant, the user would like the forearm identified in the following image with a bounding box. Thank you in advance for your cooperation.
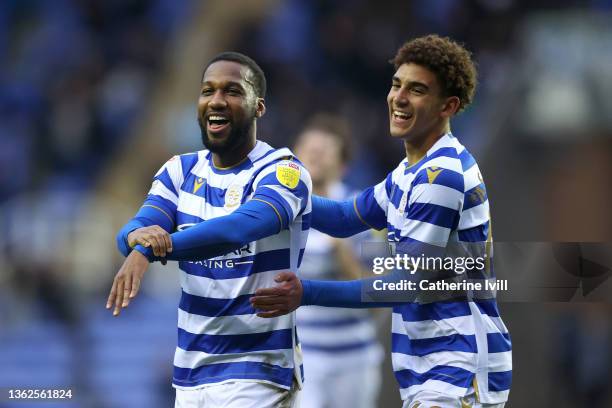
[135,198,284,262]
[301,272,413,308]
[311,195,369,238]
[116,196,175,257]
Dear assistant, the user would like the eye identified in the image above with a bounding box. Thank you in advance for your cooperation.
[411,87,425,95]
[201,88,213,96]
[227,87,243,96]
[391,83,400,89]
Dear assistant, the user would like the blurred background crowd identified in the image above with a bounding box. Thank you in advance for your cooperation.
[1,0,611,407]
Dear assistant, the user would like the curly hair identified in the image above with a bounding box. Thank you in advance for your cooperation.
[391,35,477,113]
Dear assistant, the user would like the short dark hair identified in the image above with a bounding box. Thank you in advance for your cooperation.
[203,51,267,98]
[391,35,477,113]
[299,113,353,163]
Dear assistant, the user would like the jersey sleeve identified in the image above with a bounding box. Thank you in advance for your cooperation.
[354,172,391,230]
[147,155,185,218]
[115,156,185,257]
[397,166,464,254]
[250,159,312,229]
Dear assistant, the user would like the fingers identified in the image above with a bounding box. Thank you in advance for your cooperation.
[256,310,285,318]
[254,287,287,296]
[147,231,165,257]
[149,227,171,258]
[122,274,132,308]
[163,230,173,253]
[106,280,117,310]
[274,271,297,283]
[128,226,172,258]
[130,275,141,299]
[113,280,124,316]
[250,295,286,307]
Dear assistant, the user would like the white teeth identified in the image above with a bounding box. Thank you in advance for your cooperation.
[208,115,227,121]
[393,110,410,119]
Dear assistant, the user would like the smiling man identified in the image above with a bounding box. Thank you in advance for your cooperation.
[109,52,311,408]
[251,36,512,408]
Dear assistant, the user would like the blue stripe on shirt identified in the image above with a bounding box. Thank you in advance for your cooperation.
[487,332,512,353]
[392,333,477,356]
[475,299,500,317]
[395,364,474,389]
[458,223,488,242]
[394,302,473,322]
[179,292,255,317]
[488,370,512,391]
[176,210,205,226]
[407,202,459,229]
[463,183,488,211]
[413,167,464,193]
[178,327,293,354]
[173,361,294,388]
[458,149,476,172]
[180,153,199,179]
[155,169,178,196]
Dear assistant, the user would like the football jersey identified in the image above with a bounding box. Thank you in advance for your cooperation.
[148,141,312,390]
[355,133,512,403]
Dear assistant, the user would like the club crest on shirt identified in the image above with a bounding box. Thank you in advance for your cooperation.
[224,184,243,210]
[276,161,300,189]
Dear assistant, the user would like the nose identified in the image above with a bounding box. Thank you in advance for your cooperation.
[208,89,227,109]
[394,87,409,107]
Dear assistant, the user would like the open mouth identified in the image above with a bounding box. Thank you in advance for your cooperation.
[392,110,413,124]
[207,114,231,134]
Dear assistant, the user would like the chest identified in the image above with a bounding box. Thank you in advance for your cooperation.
[176,168,257,221]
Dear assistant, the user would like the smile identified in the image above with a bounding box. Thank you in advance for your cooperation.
[207,114,231,134]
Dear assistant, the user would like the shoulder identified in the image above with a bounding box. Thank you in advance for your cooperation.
[262,156,311,191]
[154,151,206,183]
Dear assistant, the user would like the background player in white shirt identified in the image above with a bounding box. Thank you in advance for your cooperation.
[293,114,384,408]
[252,35,512,408]
[107,52,312,408]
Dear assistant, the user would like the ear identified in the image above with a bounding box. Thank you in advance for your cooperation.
[255,98,266,118]
[440,96,460,118]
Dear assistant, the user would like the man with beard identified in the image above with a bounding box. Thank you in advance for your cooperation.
[108,52,311,408]
[251,36,512,408]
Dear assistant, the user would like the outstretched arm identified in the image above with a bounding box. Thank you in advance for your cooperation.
[311,195,369,237]
[107,197,282,316]
[108,156,312,316]
[134,196,283,262]
[313,173,390,237]
[250,270,413,317]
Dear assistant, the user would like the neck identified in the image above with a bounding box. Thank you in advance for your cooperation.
[404,122,450,166]
[212,128,257,169]
[312,181,330,197]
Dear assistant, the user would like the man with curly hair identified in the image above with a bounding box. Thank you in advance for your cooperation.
[252,35,512,407]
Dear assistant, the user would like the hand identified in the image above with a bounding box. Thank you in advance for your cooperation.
[128,225,172,261]
[106,250,150,316]
[250,272,303,318]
